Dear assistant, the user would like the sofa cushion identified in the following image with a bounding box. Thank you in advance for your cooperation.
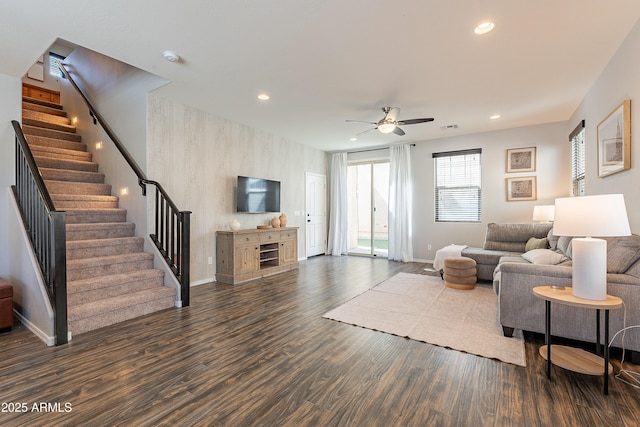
[605,235,640,274]
[556,236,573,258]
[483,222,553,252]
[525,237,548,251]
[547,229,559,251]
[522,249,568,265]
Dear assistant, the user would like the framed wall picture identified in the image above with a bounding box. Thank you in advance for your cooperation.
[506,176,537,201]
[598,100,631,177]
[506,147,536,173]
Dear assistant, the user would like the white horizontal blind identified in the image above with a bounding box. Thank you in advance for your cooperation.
[49,52,65,78]
[434,149,482,222]
[570,121,585,197]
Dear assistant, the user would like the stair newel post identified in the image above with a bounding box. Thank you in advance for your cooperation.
[50,211,68,345]
[180,211,191,307]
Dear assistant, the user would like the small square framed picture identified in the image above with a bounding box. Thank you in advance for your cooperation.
[506,147,536,173]
[506,176,537,201]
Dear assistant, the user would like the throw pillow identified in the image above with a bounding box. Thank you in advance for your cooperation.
[522,249,568,265]
[525,237,548,252]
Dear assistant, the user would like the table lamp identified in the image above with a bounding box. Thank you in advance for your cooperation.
[532,205,555,223]
[553,194,631,300]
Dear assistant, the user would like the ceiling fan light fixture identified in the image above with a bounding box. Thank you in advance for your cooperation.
[378,123,397,134]
[474,21,495,35]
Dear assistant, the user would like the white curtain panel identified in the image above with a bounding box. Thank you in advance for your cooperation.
[326,152,348,256]
[388,144,414,262]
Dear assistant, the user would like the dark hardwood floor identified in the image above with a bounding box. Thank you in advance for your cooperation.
[1,256,639,426]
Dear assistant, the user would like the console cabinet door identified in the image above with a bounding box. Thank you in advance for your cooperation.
[235,244,259,274]
[280,239,297,264]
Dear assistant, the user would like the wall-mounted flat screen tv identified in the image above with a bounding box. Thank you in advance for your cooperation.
[236,176,281,213]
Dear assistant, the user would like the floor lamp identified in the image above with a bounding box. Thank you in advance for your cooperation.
[553,194,631,300]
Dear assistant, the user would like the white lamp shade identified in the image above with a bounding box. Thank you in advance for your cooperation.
[553,194,631,237]
[552,194,631,300]
[532,205,555,222]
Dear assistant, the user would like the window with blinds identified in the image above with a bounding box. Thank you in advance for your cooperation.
[433,148,482,222]
[570,120,585,197]
[49,52,66,78]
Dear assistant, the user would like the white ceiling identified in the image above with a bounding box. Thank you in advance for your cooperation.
[2,1,640,152]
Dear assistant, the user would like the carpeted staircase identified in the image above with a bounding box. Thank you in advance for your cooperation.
[21,89,176,336]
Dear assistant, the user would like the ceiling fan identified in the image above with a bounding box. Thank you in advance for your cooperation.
[346,107,434,136]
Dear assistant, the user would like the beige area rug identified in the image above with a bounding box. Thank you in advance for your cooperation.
[323,272,526,367]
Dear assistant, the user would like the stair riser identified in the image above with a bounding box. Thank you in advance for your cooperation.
[66,225,135,241]
[27,135,86,152]
[22,124,81,142]
[67,276,164,305]
[35,157,99,173]
[23,109,71,126]
[67,242,144,260]
[23,118,76,133]
[69,296,174,335]
[65,212,127,224]
[68,258,154,281]
[45,181,112,196]
[22,101,67,117]
[40,168,105,183]
[30,146,92,162]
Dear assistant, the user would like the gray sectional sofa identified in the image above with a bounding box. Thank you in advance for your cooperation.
[461,222,553,281]
[498,234,640,359]
[462,222,640,361]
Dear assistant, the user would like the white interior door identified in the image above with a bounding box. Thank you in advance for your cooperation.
[306,172,327,257]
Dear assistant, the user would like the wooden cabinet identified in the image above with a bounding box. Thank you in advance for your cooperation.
[216,228,298,284]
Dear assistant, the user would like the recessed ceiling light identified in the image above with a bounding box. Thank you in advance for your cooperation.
[474,21,495,35]
[349,137,357,141]
[257,93,270,101]
[490,114,501,120]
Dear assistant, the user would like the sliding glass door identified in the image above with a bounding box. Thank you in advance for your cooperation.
[347,161,389,257]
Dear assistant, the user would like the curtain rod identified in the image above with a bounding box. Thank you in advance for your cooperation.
[346,143,416,154]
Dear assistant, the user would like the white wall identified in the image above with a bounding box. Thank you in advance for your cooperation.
[411,121,570,261]
[568,19,640,233]
[0,73,22,277]
[148,95,328,284]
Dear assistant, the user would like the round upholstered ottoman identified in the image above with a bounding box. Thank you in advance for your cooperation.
[443,257,477,290]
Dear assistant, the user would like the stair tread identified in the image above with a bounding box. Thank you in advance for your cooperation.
[67,222,135,230]
[22,101,67,117]
[53,194,118,201]
[39,167,105,182]
[23,109,71,126]
[68,269,164,291]
[67,236,144,248]
[22,124,81,142]
[34,156,99,172]
[26,135,87,152]
[23,117,76,133]
[67,251,154,267]
[68,286,175,321]
[30,145,91,160]
[22,96,62,109]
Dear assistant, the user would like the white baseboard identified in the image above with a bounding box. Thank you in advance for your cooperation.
[13,309,72,346]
